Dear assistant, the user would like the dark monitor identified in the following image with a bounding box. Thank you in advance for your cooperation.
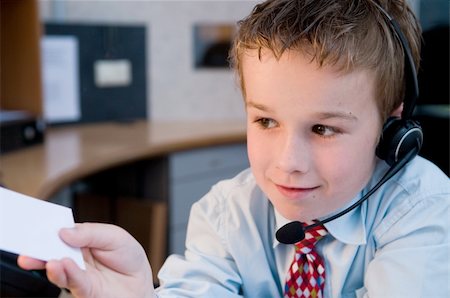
[0,250,61,297]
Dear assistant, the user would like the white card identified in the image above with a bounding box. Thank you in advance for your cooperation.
[0,187,85,270]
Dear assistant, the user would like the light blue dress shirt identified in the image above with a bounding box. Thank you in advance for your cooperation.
[156,157,450,297]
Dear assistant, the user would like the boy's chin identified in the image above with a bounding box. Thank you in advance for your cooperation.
[277,207,316,223]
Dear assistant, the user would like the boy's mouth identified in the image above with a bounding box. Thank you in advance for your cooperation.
[275,184,319,200]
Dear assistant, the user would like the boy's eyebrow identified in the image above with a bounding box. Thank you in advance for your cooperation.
[247,100,358,121]
[315,111,358,121]
[246,101,273,112]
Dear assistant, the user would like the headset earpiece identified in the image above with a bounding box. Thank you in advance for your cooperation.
[376,116,423,166]
[370,2,423,167]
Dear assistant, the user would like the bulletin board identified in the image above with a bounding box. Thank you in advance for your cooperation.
[44,23,147,124]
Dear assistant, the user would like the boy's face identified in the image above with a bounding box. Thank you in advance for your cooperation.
[243,49,382,222]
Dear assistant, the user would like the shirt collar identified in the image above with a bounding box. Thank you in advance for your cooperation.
[324,158,389,245]
[321,196,367,245]
[273,209,291,248]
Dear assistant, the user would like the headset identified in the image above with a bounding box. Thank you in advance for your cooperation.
[276,2,424,244]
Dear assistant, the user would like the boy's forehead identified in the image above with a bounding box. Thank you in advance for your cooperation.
[241,48,379,109]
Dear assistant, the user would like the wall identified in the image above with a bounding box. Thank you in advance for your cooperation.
[38,0,426,122]
[420,0,449,31]
[38,0,258,122]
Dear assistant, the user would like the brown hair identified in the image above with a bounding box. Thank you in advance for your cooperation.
[230,0,421,122]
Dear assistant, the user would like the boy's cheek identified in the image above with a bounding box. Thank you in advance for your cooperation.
[247,133,272,161]
[325,150,377,197]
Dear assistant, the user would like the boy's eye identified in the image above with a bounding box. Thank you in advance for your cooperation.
[256,118,278,129]
[312,124,338,137]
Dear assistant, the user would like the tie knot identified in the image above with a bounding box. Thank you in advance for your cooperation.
[294,223,327,253]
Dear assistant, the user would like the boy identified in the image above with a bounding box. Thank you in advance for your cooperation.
[19,0,450,297]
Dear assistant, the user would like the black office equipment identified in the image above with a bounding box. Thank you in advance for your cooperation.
[0,250,61,297]
[0,110,44,154]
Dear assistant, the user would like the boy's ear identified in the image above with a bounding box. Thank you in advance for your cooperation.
[390,103,404,117]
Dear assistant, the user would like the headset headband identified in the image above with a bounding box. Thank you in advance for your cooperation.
[371,1,419,120]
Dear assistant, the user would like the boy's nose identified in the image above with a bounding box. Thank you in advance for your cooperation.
[275,133,311,174]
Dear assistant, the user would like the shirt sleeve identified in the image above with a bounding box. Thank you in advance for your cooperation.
[360,192,450,298]
[155,184,244,297]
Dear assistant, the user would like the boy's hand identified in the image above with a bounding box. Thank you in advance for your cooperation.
[18,223,156,298]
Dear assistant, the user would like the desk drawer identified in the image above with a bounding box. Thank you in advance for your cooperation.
[169,143,248,181]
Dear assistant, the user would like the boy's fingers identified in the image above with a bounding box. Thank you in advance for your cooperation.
[62,258,92,297]
[47,258,92,297]
[46,260,68,288]
[17,255,46,270]
[60,223,128,250]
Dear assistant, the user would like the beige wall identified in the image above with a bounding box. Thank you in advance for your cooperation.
[38,0,258,122]
[38,0,422,122]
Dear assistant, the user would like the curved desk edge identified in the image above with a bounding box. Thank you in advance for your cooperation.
[0,120,247,200]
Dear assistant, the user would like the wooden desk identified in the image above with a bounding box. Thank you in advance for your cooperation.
[0,120,246,199]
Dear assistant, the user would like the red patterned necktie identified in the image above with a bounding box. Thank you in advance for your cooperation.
[284,223,328,298]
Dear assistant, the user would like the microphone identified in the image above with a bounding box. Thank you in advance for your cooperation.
[276,221,305,244]
[276,221,324,244]
[275,149,417,244]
